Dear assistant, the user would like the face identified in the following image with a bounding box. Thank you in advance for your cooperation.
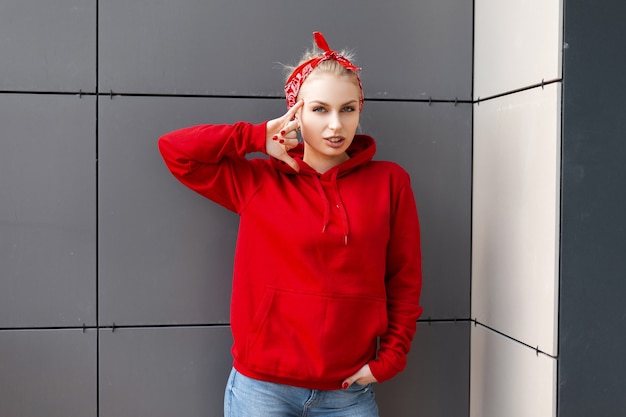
[296,72,361,172]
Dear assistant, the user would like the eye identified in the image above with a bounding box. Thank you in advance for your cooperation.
[342,106,356,112]
[312,106,326,112]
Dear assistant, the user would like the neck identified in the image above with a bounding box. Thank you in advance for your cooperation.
[303,152,350,174]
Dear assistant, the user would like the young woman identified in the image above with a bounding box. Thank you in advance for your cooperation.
[159,32,422,417]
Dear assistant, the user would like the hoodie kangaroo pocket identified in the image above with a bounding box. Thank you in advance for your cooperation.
[245,287,387,381]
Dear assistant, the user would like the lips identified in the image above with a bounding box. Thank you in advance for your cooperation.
[324,136,346,148]
[325,136,345,143]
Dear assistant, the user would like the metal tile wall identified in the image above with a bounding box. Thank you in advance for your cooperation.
[0,94,97,329]
[99,326,233,417]
[0,1,96,92]
[98,0,472,100]
[0,329,97,417]
[0,1,473,415]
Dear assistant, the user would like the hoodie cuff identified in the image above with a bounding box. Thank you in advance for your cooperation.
[248,122,268,154]
[368,359,402,384]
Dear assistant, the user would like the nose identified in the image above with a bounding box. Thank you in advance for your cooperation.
[328,111,342,131]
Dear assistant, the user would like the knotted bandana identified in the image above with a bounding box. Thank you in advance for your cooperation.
[284,32,364,111]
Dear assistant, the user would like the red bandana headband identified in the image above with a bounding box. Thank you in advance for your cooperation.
[284,32,364,111]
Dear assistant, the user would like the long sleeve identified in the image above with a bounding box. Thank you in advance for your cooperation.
[158,122,268,213]
[368,174,423,383]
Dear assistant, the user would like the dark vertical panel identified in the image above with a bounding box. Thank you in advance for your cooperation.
[0,94,97,328]
[560,0,626,415]
[99,327,233,417]
[0,0,96,92]
[0,329,97,417]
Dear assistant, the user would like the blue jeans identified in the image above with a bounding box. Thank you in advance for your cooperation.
[224,368,380,417]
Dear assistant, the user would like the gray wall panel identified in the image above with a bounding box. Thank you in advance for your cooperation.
[362,101,472,319]
[99,326,233,417]
[98,0,472,100]
[559,0,626,414]
[0,1,96,92]
[0,94,96,328]
[377,321,470,417]
[0,329,97,417]
[98,96,286,326]
[0,0,475,415]
[98,96,469,324]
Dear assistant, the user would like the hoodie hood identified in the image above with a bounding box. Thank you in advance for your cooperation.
[271,134,376,176]
[271,135,376,245]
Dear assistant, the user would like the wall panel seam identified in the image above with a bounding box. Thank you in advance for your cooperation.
[472,320,558,359]
[475,78,562,105]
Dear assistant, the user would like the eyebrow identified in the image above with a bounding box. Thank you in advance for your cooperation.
[309,100,359,106]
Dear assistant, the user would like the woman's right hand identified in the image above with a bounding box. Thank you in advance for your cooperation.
[265,100,303,172]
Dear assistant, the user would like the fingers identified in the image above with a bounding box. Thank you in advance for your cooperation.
[276,121,299,141]
[271,135,299,150]
[267,102,301,139]
[284,99,304,122]
[270,102,301,151]
[279,102,303,137]
[265,100,303,171]
[341,364,377,389]
[274,152,300,172]
[280,100,303,133]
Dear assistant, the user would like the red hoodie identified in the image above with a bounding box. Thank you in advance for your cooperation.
[158,121,422,390]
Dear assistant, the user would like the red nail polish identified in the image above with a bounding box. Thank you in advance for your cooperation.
[272,136,278,140]
[279,139,285,144]
[280,130,286,135]
[342,382,349,390]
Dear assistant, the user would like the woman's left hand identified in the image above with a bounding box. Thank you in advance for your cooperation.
[342,364,378,389]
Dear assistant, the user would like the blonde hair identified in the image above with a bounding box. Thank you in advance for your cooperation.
[284,44,360,85]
